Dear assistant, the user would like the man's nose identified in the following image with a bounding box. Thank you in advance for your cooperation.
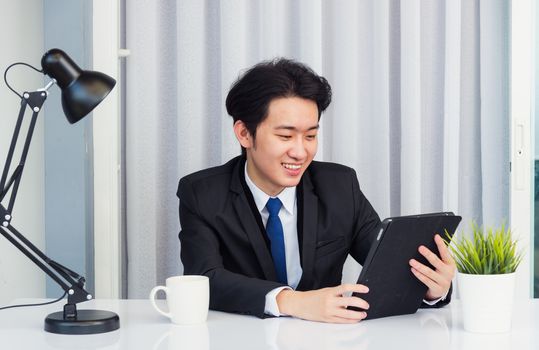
[288,138,307,160]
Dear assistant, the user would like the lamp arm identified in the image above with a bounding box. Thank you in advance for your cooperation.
[0,91,46,212]
[0,220,91,306]
[0,165,23,202]
[0,96,29,197]
[0,89,92,317]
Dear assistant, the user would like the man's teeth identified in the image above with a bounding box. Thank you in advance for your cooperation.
[282,163,301,170]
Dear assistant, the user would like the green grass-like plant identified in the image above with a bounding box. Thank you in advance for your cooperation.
[444,222,523,275]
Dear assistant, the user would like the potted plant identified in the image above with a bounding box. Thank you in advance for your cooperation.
[445,222,523,333]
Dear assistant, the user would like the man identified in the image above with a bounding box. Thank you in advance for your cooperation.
[178,59,455,323]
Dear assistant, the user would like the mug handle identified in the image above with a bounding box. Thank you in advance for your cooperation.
[150,286,172,319]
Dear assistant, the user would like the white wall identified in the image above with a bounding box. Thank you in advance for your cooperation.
[0,0,45,304]
[43,0,94,299]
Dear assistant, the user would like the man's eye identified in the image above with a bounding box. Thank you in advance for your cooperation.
[306,134,317,140]
[278,135,292,140]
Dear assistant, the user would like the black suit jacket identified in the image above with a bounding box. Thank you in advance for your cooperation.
[178,156,449,318]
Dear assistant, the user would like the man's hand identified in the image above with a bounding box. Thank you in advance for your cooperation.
[409,234,456,301]
[276,284,369,323]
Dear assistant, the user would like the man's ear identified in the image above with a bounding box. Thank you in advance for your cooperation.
[233,120,254,149]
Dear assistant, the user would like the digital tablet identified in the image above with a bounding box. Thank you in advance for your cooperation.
[349,212,462,320]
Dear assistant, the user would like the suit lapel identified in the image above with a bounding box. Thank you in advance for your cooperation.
[230,158,277,281]
[297,171,318,290]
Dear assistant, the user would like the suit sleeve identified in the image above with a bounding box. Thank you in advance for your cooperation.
[178,177,283,318]
[420,285,452,308]
[347,169,382,266]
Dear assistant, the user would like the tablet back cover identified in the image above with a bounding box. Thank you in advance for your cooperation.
[352,213,461,320]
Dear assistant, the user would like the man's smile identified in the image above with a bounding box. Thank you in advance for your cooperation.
[282,163,302,170]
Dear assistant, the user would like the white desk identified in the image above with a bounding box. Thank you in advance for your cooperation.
[0,299,537,350]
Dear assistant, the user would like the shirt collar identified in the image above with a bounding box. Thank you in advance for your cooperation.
[244,163,296,215]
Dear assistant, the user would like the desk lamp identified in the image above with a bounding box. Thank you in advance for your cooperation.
[0,48,119,334]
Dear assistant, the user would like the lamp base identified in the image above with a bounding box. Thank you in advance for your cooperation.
[44,309,120,334]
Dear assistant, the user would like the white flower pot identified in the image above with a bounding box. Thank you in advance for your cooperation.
[457,272,516,333]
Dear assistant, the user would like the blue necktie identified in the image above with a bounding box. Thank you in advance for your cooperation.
[265,198,288,284]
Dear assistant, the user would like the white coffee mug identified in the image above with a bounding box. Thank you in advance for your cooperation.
[150,275,209,325]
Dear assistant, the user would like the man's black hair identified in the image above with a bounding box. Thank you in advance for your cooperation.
[225,58,332,155]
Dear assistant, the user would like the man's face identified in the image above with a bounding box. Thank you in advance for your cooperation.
[239,96,319,196]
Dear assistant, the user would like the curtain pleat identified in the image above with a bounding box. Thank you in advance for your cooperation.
[479,0,510,226]
[443,0,462,215]
[400,0,422,214]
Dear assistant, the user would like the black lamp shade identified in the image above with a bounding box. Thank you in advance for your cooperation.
[41,48,116,124]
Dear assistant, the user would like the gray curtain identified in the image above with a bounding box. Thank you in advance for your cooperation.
[125,0,509,298]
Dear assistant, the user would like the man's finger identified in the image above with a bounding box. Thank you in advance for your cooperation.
[411,267,438,291]
[333,307,368,321]
[417,245,446,272]
[409,258,444,284]
[435,234,454,264]
[334,284,369,296]
[336,296,370,311]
